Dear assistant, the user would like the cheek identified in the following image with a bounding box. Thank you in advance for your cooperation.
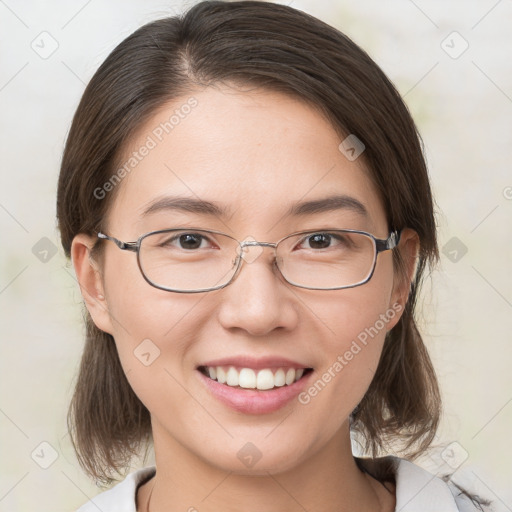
[316,292,392,387]
[301,258,397,414]
[101,254,203,373]
[99,255,220,414]
[103,284,204,417]
[319,258,395,353]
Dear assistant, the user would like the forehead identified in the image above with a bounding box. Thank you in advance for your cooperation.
[107,85,387,236]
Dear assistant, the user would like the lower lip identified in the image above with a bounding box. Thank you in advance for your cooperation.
[197,370,312,415]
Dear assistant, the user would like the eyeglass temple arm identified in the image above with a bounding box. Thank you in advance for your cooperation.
[375,230,401,253]
[97,229,401,254]
[97,232,138,252]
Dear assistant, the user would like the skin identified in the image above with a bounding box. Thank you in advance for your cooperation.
[72,84,419,512]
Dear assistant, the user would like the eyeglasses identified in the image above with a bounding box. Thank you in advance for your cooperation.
[97,227,401,293]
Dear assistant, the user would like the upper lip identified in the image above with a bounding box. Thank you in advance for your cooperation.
[199,356,312,370]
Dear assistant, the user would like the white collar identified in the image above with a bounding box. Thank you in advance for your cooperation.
[77,456,474,511]
[392,457,460,511]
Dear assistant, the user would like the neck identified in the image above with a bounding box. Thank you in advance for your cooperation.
[141,420,393,512]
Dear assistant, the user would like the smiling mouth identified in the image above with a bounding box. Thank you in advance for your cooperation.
[198,365,313,390]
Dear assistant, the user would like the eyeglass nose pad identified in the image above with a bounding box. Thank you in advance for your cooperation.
[236,236,265,264]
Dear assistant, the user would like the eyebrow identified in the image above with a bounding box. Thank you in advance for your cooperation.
[285,194,368,218]
[142,194,368,219]
[142,196,226,217]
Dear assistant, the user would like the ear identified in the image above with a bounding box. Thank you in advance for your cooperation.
[388,228,420,325]
[71,233,114,335]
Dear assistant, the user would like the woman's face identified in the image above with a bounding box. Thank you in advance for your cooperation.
[77,84,410,475]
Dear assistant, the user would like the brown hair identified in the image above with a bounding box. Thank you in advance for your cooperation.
[58,0,441,486]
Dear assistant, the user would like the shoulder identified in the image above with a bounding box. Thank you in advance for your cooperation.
[75,466,156,512]
[389,456,489,512]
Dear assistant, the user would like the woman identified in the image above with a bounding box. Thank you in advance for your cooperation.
[57,1,490,510]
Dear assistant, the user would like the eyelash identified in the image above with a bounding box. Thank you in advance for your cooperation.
[158,231,350,251]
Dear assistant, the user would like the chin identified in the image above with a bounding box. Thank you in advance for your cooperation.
[196,438,307,476]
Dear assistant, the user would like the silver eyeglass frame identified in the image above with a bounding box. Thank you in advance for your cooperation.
[97,228,402,293]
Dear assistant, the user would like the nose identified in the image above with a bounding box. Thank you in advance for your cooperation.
[215,244,299,337]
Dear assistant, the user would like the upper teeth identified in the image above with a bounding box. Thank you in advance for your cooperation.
[206,366,305,390]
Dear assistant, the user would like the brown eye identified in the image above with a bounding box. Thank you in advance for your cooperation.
[156,232,211,251]
[305,233,332,249]
[298,232,350,250]
[175,233,205,250]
